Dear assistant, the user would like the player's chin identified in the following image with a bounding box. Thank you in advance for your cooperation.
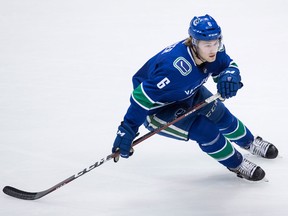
[206,56,216,62]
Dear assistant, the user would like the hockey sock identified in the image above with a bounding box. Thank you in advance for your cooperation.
[220,118,253,148]
[199,135,243,168]
[214,109,254,148]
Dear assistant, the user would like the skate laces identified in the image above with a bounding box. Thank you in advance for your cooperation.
[234,158,257,178]
[249,136,270,157]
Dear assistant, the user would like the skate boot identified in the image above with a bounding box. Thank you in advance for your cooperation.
[228,158,265,181]
[247,136,278,159]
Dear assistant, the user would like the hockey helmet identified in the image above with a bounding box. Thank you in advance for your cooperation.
[188,14,222,41]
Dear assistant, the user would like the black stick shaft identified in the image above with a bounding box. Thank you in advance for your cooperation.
[3,93,220,200]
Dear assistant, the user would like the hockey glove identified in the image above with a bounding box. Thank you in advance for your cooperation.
[217,69,242,99]
[112,121,136,162]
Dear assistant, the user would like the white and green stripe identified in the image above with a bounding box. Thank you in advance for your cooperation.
[132,83,167,111]
[212,60,239,82]
[207,138,235,161]
[229,61,239,69]
[221,119,247,141]
[146,115,188,140]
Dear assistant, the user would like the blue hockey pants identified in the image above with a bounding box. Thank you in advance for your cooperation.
[144,86,254,168]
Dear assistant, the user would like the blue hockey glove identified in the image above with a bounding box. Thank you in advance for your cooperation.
[217,69,242,99]
[112,121,137,162]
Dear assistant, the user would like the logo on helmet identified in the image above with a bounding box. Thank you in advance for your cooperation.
[208,33,219,37]
[193,18,200,26]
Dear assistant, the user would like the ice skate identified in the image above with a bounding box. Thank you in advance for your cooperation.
[246,136,278,159]
[228,158,265,181]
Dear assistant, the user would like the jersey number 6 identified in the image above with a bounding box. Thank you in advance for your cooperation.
[157,77,170,89]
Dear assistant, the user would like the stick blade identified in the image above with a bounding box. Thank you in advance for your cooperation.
[3,186,39,200]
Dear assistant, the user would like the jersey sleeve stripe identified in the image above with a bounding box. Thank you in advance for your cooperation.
[132,83,166,111]
[212,60,239,82]
[229,61,239,69]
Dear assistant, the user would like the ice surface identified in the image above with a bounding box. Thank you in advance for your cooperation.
[0,0,287,216]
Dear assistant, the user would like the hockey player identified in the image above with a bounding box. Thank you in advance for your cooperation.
[112,14,278,181]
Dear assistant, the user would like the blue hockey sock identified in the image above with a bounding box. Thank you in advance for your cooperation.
[220,118,254,148]
[199,135,243,168]
[215,109,254,148]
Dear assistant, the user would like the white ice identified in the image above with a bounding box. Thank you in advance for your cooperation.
[0,0,288,215]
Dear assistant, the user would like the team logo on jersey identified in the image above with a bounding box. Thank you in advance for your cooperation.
[173,57,192,76]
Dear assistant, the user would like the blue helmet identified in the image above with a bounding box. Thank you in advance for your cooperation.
[188,14,222,41]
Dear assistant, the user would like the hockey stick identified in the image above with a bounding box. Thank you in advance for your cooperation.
[3,93,221,200]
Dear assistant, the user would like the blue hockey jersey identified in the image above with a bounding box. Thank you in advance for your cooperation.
[123,39,239,132]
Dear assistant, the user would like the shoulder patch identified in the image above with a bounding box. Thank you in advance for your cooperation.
[173,57,192,76]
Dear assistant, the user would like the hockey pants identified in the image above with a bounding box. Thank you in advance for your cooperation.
[144,86,254,168]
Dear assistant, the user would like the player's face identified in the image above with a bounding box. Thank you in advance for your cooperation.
[197,40,220,62]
